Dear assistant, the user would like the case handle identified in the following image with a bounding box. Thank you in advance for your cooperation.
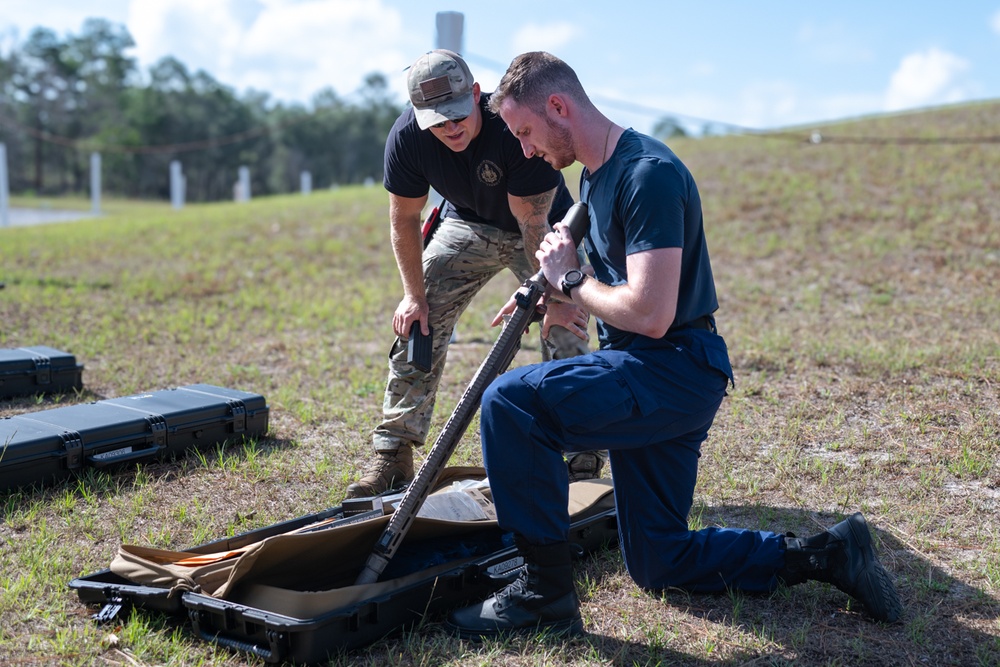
[195,630,276,661]
[187,606,289,661]
[87,444,163,468]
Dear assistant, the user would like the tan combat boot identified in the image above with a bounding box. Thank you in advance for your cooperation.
[344,445,414,499]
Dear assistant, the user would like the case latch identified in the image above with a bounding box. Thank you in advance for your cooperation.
[229,401,246,433]
[146,415,167,448]
[93,595,131,624]
[33,354,52,385]
[61,431,84,469]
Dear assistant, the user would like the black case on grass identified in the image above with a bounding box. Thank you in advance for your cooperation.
[0,384,268,492]
[0,346,84,400]
[70,488,618,664]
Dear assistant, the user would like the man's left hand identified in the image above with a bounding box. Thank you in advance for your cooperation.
[541,300,590,341]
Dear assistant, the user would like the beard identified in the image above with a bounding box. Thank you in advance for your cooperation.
[542,116,576,170]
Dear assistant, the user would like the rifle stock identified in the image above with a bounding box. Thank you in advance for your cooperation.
[355,202,590,585]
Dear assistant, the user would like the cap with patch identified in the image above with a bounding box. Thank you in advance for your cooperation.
[407,49,475,130]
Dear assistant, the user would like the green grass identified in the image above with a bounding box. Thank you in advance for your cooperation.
[2,101,1000,665]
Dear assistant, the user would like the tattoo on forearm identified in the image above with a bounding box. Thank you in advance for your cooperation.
[522,191,554,220]
[522,227,544,269]
[515,190,556,269]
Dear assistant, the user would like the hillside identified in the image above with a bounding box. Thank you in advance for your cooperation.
[1,101,998,666]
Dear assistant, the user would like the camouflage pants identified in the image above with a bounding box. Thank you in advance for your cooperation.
[372,218,591,453]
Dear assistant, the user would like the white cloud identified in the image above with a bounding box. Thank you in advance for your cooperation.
[126,0,420,105]
[128,0,244,74]
[884,47,971,112]
[510,22,581,56]
[795,20,874,64]
[992,9,1000,35]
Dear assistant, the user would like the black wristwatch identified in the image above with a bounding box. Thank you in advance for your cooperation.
[560,269,586,298]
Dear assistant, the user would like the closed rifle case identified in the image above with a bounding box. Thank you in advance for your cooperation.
[0,346,84,400]
[0,384,268,492]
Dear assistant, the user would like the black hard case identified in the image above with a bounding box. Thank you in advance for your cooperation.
[0,345,84,399]
[70,497,619,664]
[0,384,268,492]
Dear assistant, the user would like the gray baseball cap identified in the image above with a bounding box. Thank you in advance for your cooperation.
[407,49,475,130]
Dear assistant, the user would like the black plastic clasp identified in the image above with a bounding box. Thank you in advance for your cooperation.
[147,415,167,448]
[93,595,131,624]
[61,431,84,470]
[32,354,52,385]
[229,401,246,433]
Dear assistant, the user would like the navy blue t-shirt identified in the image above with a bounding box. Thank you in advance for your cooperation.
[383,92,573,233]
[580,129,719,349]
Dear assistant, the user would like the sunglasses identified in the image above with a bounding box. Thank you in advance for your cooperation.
[430,115,468,129]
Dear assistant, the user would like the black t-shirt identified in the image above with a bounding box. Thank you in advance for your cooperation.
[383,92,573,233]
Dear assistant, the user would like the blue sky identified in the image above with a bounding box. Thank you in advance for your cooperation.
[2,1,999,134]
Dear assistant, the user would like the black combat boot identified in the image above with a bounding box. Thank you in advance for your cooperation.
[780,512,902,623]
[566,451,607,481]
[446,537,583,639]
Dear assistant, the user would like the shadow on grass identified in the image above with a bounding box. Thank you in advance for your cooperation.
[51,502,1000,666]
[569,504,1000,666]
[0,387,94,412]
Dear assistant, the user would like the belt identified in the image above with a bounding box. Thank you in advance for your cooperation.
[674,316,714,333]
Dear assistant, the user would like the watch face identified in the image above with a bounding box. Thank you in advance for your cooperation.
[561,269,584,296]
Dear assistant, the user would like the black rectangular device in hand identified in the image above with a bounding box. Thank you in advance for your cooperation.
[406,322,433,372]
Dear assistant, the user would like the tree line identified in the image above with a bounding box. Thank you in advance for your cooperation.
[0,19,403,202]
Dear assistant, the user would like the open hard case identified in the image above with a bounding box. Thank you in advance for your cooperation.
[70,468,619,664]
[0,345,84,400]
[0,384,268,492]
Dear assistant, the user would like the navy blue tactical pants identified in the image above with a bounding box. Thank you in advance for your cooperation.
[481,332,785,593]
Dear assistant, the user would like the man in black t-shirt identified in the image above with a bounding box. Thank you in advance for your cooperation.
[345,50,601,499]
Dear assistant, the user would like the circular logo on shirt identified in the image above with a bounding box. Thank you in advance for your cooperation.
[477,160,502,187]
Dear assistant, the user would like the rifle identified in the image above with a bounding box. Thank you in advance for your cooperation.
[355,201,590,585]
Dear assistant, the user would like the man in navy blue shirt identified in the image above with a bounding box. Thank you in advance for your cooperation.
[447,51,901,637]
[346,50,601,499]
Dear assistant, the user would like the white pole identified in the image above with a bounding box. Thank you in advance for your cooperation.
[90,152,101,215]
[435,11,464,52]
[238,166,250,202]
[0,143,9,228]
[300,170,312,195]
[170,160,184,209]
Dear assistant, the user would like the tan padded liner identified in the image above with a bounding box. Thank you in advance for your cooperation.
[111,467,615,611]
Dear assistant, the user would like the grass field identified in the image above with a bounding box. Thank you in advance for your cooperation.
[1,101,999,666]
